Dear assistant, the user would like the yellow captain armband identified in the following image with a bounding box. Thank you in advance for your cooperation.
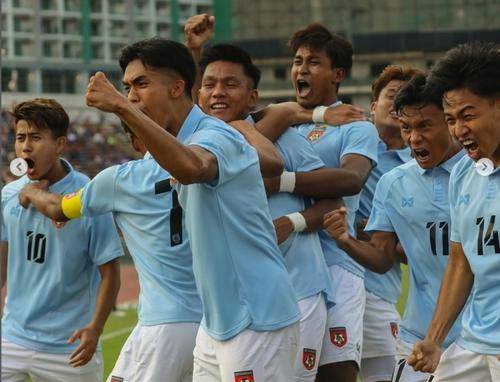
[61,189,83,219]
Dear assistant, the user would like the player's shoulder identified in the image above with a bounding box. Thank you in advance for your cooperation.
[450,155,474,184]
[341,120,377,133]
[379,159,418,187]
[1,176,29,202]
[71,169,91,187]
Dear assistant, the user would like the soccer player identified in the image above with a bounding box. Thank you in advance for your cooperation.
[358,65,422,382]
[324,73,464,382]
[1,98,123,382]
[407,42,500,382]
[265,24,379,382]
[196,42,340,381]
[24,38,301,381]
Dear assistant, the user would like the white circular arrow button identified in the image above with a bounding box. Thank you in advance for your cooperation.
[10,158,28,177]
[475,158,494,176]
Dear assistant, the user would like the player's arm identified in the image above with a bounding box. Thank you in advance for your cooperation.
[1,241,7,289]
[229,120,283,177]
[265,153,373,199]
[324,207,399,273]
[408,241,473,373]
[253,102,366,142]
[68,258,121,367]
[274,198,343,244]
[18,180,68,221]
[86,72,218,184]
[184,13,215,103]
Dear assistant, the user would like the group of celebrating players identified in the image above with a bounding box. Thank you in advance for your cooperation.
[1,12,499,382]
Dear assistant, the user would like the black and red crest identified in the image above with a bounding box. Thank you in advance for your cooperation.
[390,322,399,338]
[234,370,254,382]
[302,348,317,370]
[329,327,348,348]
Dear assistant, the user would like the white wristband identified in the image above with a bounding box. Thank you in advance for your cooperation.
[285,212,307,232]
[312,105,328,123]
[279,171,296,193]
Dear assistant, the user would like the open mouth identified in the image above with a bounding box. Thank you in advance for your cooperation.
[210,103,229,111]
[25,158,35,169]
[413,148,430,161]
[296,79,312,98]
[461,139,480,159]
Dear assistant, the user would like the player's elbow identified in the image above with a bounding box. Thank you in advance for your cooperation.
[260,156,284,178]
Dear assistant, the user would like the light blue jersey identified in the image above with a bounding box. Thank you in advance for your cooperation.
[366,151,465,348]
[358,140,412,304]
[268,128,335,306]
[449,156,500,354]
[79,153,202,326]
[1,160,123,354]
[175,105,300,341]
[296,102,379,277]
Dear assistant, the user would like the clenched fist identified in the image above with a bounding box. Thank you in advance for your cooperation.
[86,72,127,113]
[184,14,215,51]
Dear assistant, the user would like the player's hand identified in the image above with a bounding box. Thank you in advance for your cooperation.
[274,216,294,245]
[324,104,366,126]
[67,325,102,367]
[18,180,49,208]
[184,14,215,50]
[407,340,442,373]
[324,207,349,244]
[86,72,127,113]
[263,176,280,196]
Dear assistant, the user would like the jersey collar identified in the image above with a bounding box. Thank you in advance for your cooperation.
[47,158,75,192]
[176,104,206,143]
[417,149,465,175]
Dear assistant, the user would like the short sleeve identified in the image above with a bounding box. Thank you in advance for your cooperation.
[85,212,124,265]
[80,166,118,217]
[341,122,379,167]
[365,173,395,233]
[189,124,257,188]
[278,130,324,173]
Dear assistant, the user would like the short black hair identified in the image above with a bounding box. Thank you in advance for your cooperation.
[13,98,69,138]
[119,37,196,97]
[199,44,261,89]
[394,73,443,115]
[288,23,353,73]
[427,41,500,100]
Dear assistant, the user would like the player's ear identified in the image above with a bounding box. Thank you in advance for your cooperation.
[169,77,187,99]
[55,135,67,154]
[248,89,259,109]
[370,101,377,116]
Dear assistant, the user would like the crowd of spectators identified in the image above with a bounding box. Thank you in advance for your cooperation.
[1,107,139,185]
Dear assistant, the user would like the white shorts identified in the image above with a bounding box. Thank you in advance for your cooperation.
[391,338,432,382]
[319,265,365,368]
[1,339,103,382]
[193,322,300,382]
[107,322,199,382]
[360,291,400,382]
[433,342,500,382]
[295,293,327,381]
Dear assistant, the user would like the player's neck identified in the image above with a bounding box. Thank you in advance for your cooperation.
[316,93,338,107]
[44,158,68,184]
[378,124,405,150]
[166,98,194,137]
[438,141,462,166]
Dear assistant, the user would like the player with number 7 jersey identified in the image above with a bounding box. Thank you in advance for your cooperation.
[324,74,465,382]
[18,145,203,381]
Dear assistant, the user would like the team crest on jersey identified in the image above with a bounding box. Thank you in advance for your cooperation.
[307,124,327,142]
[390,322,399,338]
[110,377,124,382]
[329,327,348,348]
[234,370,254,382]
[302,348,317,370]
